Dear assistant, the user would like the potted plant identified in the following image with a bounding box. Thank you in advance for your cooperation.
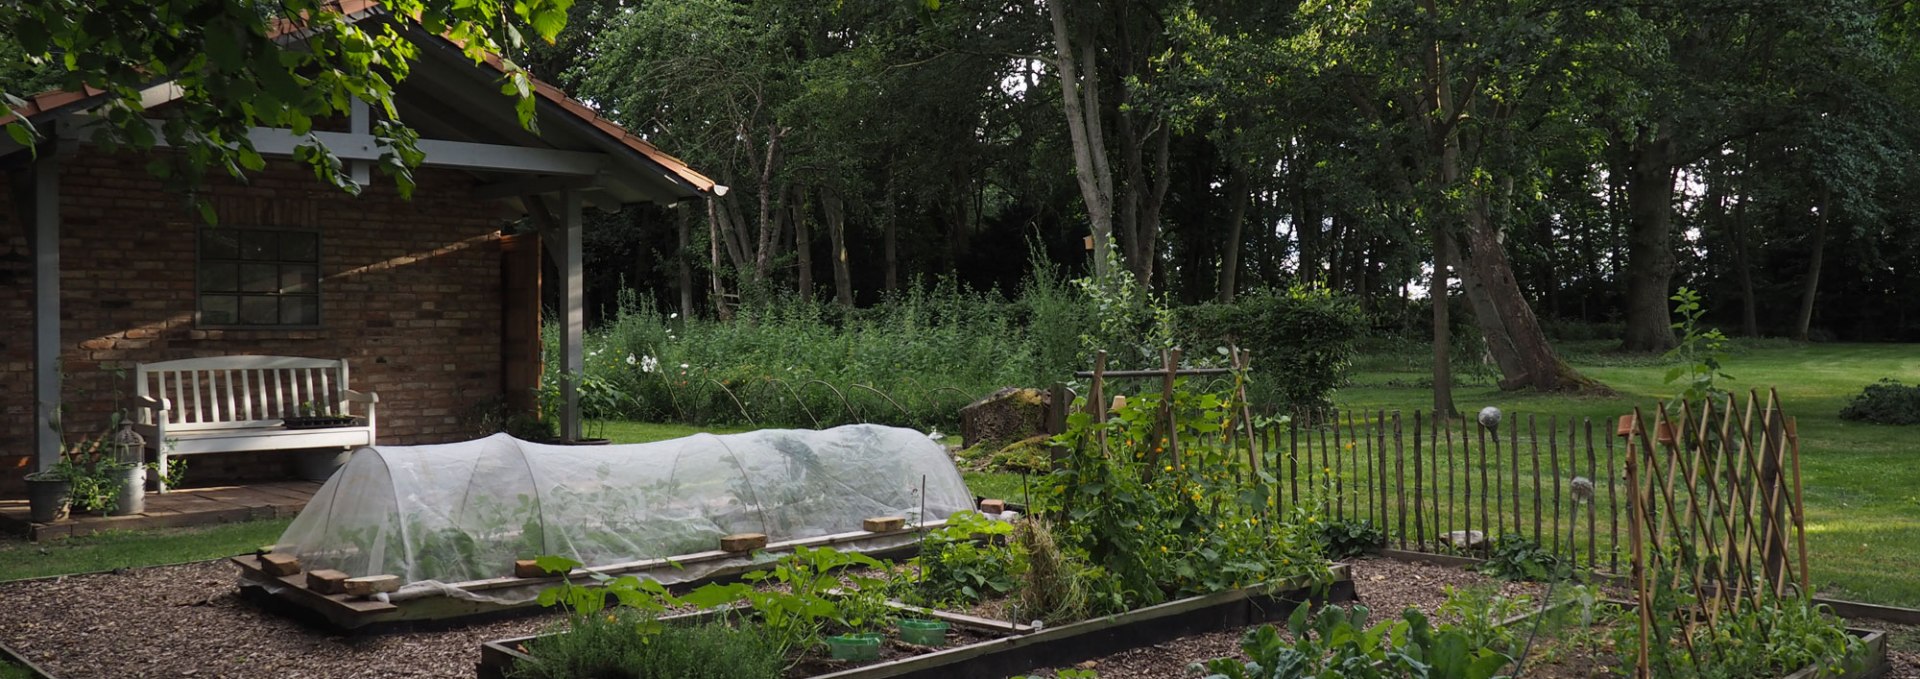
[283,401,359,429]
[23,459,76,523]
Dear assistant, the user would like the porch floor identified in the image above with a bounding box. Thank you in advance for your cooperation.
[0,481,320,541]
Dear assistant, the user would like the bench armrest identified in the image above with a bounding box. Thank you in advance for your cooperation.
[132,394,172,418]
[343,389,379,404]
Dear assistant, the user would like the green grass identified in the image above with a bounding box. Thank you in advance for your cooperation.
[0,518,292,583]
[1333,341,1920,607]
[0,661,33,679]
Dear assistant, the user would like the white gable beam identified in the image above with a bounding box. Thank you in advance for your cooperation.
[63,117,611,176]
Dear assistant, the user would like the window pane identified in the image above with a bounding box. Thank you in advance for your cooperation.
[281,296,318,325]
[279,265,318,294]
[280,232,318,262]
[239,296,279,325]
[201,295,239,325]
[241,230,278,261]
[200,230,239,260]
[200,262,238,292]
[240,263,278,292]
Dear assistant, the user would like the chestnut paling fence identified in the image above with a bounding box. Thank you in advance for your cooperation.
[1059,356,1805,583]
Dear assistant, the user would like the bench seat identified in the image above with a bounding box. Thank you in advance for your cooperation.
[133,356,377,492]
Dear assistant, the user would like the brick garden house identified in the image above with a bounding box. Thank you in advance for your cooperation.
[0,3,718,494]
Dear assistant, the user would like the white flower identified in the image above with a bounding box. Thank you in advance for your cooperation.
[927,429,944,441]
[641,356,659,374]
[680,363,689,369]
[625,354,638,365]
[669,312,679,319]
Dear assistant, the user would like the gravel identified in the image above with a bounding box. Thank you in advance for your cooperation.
[0,560,561,678]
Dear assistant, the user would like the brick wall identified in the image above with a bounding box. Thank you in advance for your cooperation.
[0,150,516,493]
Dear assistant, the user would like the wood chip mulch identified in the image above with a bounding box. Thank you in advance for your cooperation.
[0,555,1912,679]
[0,560,561,678]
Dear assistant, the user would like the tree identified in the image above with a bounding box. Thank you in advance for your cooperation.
[1,0,576,206]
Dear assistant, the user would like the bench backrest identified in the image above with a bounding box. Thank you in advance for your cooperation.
[135,356,353,430]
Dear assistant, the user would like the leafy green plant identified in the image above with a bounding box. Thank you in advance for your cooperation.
[1613,574,1864,679]
[1319,518,1387,560]
[1838,378,1920,425]
[1191,603,1513,679]
[680,546,887,657]
[1177,284,1367,409]
[1434,585,1533,653]
[1663,287,1733,405]
[912,510,1026,606]
[1478,534,1563,581]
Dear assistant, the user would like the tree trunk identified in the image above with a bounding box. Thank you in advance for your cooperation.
[1459,213,1608,393]
[1218,171,1248,303]
[822,189,854,306]
[883,186,899,292]
[1432,225,1458,417]
[1794,187,1830,341]
[1620,130,1678,352]
[707,200,733,321]
[1048,0,1115,277]
[793,186,813,299]
[1730,174,1759,337]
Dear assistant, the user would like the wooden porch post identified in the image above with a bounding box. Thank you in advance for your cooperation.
[559,190,584,441]
[25,148,61,472]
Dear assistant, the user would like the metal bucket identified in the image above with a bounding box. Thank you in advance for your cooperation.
[25,477,71,523]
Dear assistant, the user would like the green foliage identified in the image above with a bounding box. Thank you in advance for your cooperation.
[911,510,1026,606]
[1433,585,1534,654]
[511,610,786,679]
[1614,575,1864,678]
[1477,534,1563,582]
[1178,285,1368,409]
[1663,288,1734,405]
[1191,603,1514,679]
[679,546,887,656]
[1318,518,1387,560]
[1838,378,1920,425]
[0,0,574,205]
[1038,378,1333,610]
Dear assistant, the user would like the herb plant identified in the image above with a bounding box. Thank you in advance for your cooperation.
[1191,603,1514,679]
[1319,518,1388,560]
[1477,534,1563,582]
[912,510,1026,606]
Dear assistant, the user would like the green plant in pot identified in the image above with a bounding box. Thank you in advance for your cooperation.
[22,459,77,523]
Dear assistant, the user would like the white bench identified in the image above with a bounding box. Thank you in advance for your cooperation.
[131,356,378,492]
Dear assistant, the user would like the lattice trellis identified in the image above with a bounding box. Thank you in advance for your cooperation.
[1623,388,1811,678]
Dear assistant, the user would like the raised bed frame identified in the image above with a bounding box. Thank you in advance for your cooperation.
[476,564,1355,679]
[0,639,57,679]
[235,519,948,629]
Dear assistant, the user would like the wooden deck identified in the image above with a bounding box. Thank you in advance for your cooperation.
[0,481,320,541]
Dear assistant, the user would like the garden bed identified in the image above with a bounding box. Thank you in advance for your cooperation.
[1506,600,1891,679]
[477,565,1353,679]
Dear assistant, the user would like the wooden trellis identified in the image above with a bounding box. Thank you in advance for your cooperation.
[1623,388,1811,678]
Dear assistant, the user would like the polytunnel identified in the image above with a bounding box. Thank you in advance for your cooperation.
[270,424,973,602]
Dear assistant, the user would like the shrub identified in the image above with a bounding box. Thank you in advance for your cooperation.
[1838,379,1920,425]
[1176,285,1367,409]
[512,612,786,679]
[1477,534,1562,581]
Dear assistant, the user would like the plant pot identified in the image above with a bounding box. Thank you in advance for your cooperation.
[826,632,883,661]
[109,465,145,516]
[296,450,354,481]
[24,476,71,523]
[896,619,949,647]
[282,416,361,430]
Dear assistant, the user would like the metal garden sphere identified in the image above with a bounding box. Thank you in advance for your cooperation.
[1572,476,1595,504]
[1478,406,1502,430]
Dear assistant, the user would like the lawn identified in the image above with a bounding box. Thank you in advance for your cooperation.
[0,518,291,583]
[1333,341,1920,607]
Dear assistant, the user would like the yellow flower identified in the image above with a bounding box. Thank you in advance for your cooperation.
[1160,545,1168,553]
[1164,465,1174,472]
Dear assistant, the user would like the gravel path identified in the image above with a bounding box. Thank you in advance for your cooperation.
[0,560,561,678]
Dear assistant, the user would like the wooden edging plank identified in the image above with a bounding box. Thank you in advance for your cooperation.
[0,638,59,679]
[476,566,1355,679]
[231,555,397,625]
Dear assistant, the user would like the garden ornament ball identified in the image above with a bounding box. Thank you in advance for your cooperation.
[1571,476,1595,504]
[1477,406,1502,430]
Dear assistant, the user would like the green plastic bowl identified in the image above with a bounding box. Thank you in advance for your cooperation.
[896,618,950,646]
[827,633,883,661]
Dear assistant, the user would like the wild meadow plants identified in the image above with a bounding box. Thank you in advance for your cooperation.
[539,258,1365,431]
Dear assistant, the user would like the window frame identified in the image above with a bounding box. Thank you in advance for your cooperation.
[193,226,324,329]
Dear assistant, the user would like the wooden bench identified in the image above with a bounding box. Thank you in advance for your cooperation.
[131,356,378,492]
